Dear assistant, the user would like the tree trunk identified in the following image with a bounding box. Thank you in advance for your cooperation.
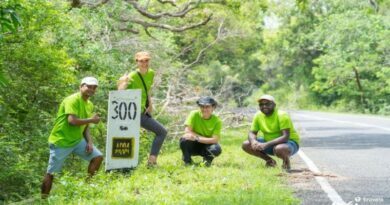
[353,67,365,105]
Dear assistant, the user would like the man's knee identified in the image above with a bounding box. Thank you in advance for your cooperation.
[43,173,54,181]
[153,127,167,144]
[92,155,103,163]
[208,144,222,157]
[273,144,290,157]
[179,137,190,148]
[242,140,251,151]
[159,127,168,138]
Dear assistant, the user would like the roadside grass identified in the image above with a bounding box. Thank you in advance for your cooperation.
[33,128,300,205]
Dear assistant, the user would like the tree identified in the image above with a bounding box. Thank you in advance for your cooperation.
[310,10,389,112]
[68,0,224,35]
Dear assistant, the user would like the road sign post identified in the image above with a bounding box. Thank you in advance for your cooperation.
[105,90,141,171]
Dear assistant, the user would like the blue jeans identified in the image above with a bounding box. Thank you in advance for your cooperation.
[256,138,299,156]
[46,139,102,173]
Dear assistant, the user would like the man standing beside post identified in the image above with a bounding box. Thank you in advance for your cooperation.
[117,51,167,166]
[41,77,103,198]
[242,95,300,171]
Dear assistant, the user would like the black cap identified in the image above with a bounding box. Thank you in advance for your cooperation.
[196,96,218,106]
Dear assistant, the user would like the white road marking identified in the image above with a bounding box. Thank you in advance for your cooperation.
[293,113,354,204]
[298,150,346,205]
[294,113,390,132]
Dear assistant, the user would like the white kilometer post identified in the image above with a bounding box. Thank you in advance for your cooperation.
[105,90,141,171]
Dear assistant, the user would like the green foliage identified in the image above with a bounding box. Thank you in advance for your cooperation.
[310,10,389,113]
[0,1,22,38]
[255,0,389,114]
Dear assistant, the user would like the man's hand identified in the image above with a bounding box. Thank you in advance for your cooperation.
[86,142,93,154]
[251,141,268,151]
[117,72,132,90]
[145,105,153,115]
[250,140,260,150]
[183,133,196,141]
[90,114,100,124]
[256,142,268,151]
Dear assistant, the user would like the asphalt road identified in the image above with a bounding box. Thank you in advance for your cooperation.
[289,110,390,205]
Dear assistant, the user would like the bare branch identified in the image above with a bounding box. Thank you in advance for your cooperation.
[369,0,379,12]
[126,0,201,20]
[130,14,212,32]
[172,42,195,60]
[154,83,172,118]
[157,0,178,7]
[144,28,158,40]
[70,0,110,8]
[117,27,140,34]
[183,19,224,69]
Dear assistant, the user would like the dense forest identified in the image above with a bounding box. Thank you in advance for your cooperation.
[0,0,388,202]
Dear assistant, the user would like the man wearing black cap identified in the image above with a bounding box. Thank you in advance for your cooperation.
[180,96,222,166]
[242,94,300,171]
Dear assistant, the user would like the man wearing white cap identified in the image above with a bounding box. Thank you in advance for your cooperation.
[242,94,300,171]
[41,77,103,198]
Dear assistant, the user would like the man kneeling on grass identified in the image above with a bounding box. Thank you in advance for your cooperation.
[242,95,300,171]
[180,96,222,166]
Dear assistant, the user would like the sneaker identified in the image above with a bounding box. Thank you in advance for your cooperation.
[203,158,213,167]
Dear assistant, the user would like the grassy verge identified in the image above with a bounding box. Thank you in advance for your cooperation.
[30,128,300,205]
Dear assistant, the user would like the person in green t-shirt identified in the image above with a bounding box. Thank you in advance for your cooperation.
[117,51,167,166]
[242,94,300,171]
[180,96,222,166]
[41,77,103,199]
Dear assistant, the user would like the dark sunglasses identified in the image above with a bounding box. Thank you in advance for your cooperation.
[259,102,273,107]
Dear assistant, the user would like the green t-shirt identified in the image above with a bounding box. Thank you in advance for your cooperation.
[126,69,155,112]
[250,109,300,145]
[185,110,222,138]
[48,92,94,147]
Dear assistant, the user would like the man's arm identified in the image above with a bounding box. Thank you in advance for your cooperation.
[183,126,219,144]
[83,125,94,153]
[68,114,100,126]
[248,131,258,144]
[145,94,153,114]
[258,129,290,150]
[117,72,131,90]
[248,131,262,150]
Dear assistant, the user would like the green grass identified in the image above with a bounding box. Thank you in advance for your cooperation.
[30,128,300,205]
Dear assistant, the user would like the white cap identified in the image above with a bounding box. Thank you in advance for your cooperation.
[81,77,98,86]
[257,94,275,103]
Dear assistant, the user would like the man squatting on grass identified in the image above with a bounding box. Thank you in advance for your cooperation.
[242,95,300,171]
[41,77,103,198]
[180,96,222,166]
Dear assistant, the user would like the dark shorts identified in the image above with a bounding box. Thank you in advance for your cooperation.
[256,138,299,156]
